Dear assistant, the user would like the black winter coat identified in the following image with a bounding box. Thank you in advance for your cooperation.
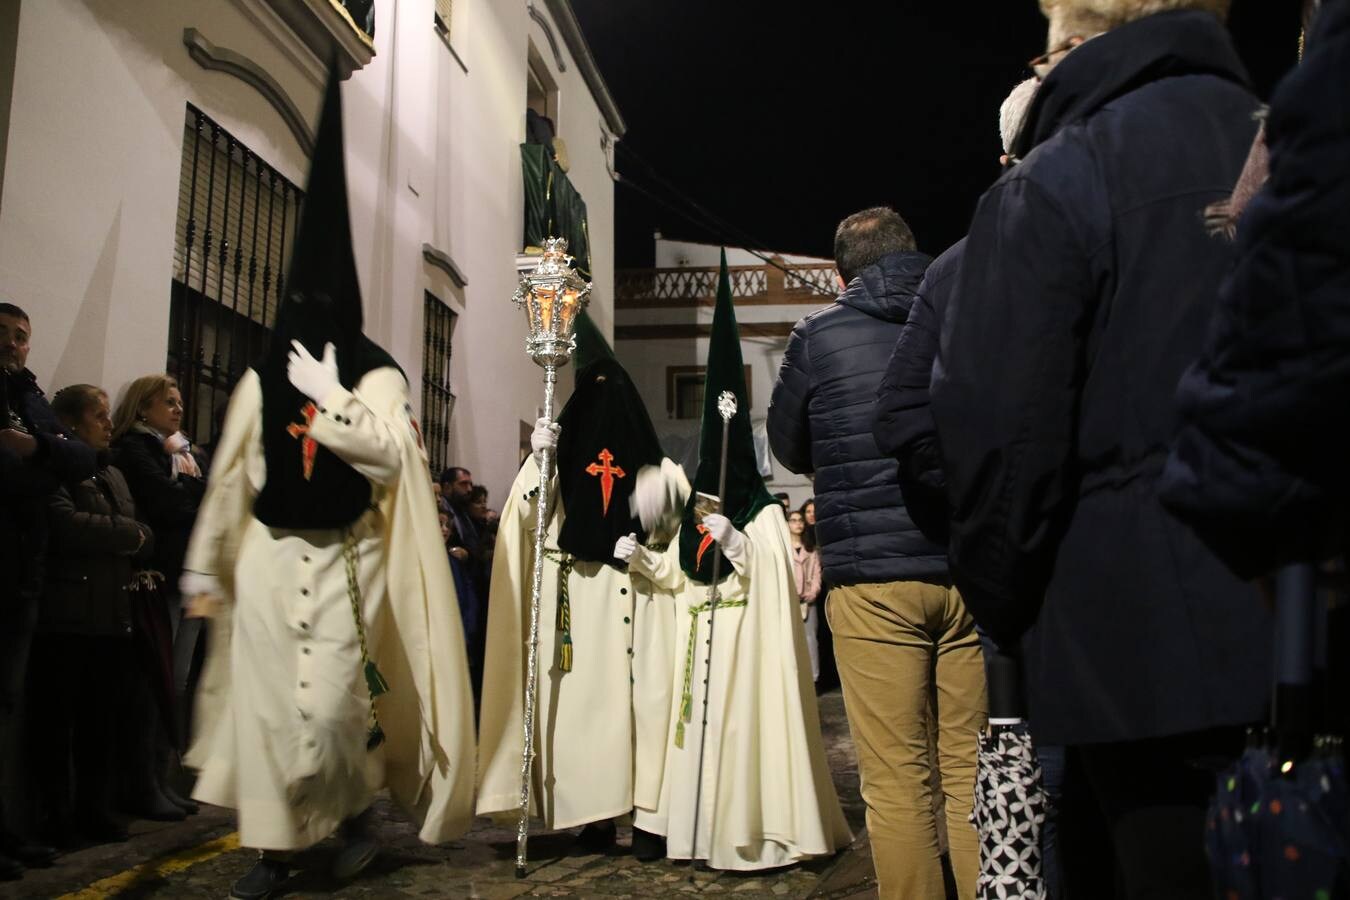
[113,431,206,591]
[873,239,966,545]
[43,461,154,637]
[929,11,1272,745]
[0,368,97,606]
[769,250,948,586]
[1162,0,1350,579]
[0,368,96,706]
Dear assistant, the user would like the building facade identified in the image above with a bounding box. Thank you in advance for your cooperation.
[613,236,837,508]
[0,0,620,502]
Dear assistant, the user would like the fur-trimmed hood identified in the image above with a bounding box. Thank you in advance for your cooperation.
[1040,0,1230,50]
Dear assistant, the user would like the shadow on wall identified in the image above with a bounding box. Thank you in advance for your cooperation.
[55,205,120,391]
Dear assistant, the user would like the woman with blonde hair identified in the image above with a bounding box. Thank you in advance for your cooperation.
[111,374,206,819]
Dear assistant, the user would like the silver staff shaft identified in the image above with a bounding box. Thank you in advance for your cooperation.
[516,364,558,878]
[689,391,737,868]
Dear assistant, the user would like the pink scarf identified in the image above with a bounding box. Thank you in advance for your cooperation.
[138,424,201,480]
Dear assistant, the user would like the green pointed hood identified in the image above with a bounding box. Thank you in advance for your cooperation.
[678,250,776,583]
[571,311,616,381]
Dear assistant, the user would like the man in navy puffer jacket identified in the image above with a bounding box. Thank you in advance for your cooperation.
[768,208,986,900]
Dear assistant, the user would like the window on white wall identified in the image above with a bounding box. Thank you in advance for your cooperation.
[434,0,453,38]
[526,44,558,123]
[169,104,303,447]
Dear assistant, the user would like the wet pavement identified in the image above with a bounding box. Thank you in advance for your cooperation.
[1,691,877,899]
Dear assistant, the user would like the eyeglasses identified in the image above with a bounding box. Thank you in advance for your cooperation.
[1028,35,1085,77]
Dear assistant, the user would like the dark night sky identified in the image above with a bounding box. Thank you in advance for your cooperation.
[569,1,1303,269]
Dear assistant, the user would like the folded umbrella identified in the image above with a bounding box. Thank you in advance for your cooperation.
[973,646,1048,900]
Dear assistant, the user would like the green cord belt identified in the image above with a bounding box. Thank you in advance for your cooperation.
[674,596,747,749]
[542,548,576,672]
[542,541,672,675]
[343,530,389,750]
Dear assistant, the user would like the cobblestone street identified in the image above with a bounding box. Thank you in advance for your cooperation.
[1,692,875,900]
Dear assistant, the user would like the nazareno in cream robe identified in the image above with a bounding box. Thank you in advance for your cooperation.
[183,367,476,850]
[476,455,682,830]
[630,505,852,870]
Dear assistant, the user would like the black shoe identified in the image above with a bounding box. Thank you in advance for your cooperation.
[161,783,199,816]
[631,827,666,863]
[230,855,291,900]
[575,819,617,853]
[0,853,22,881]
[134,790,187,822]
[332,809,378,881]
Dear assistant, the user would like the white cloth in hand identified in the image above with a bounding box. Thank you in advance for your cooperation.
[531,417,560,458]
[287,340,340,404]
[613,532,638,562]
[181,571,224,619]
[702,513,747,570]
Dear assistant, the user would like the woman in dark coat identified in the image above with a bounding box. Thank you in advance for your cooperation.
[111,374,206,816]
[29,385,153,844]
[1163,0,1350,579]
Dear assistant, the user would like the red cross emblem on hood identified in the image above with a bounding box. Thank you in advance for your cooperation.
[585,448,626,515]
[695,523,715,570]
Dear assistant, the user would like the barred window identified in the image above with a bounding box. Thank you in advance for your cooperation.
[422,292,458,473]
[168,104,303,448]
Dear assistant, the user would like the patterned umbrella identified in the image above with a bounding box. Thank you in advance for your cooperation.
[972,721,1048,900]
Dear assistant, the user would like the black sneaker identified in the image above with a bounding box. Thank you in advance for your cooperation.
[575,819,617,853]
[229,854,291,900]
[631,827,666,863]
[0,853,22,881]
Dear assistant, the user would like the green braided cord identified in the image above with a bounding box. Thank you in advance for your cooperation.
[343,530,387,750]
[673,596,747,749]
[542,549,576,672]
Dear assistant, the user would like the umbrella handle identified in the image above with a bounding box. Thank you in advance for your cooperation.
[1273,563,1318,762]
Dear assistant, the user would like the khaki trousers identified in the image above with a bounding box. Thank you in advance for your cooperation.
[828,582,986,900]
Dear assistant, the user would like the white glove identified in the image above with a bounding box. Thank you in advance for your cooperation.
[702,513,747,570]
[613,532,638,562]
[287,340,340,404]
[530,417,560,457]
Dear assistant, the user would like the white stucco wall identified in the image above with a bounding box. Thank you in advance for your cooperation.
[0,0,617,506]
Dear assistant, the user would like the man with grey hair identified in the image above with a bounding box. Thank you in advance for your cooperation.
[931,1,1271,896]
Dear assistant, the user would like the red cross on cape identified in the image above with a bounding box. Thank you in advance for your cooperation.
[584,448,627,515]
[286,402,319,480]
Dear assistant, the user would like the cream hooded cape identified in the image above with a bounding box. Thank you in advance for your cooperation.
[183,368,475,848]
[631,505,852,870]
[477,455,684,829]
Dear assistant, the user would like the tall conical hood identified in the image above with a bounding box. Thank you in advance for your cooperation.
[252,61,398,531]
[571,310,616,381]
[556,312,665,564]
[679,250,776,583]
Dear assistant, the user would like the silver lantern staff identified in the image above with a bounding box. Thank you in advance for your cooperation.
[689,390,737,870]
[511,237,592,878]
